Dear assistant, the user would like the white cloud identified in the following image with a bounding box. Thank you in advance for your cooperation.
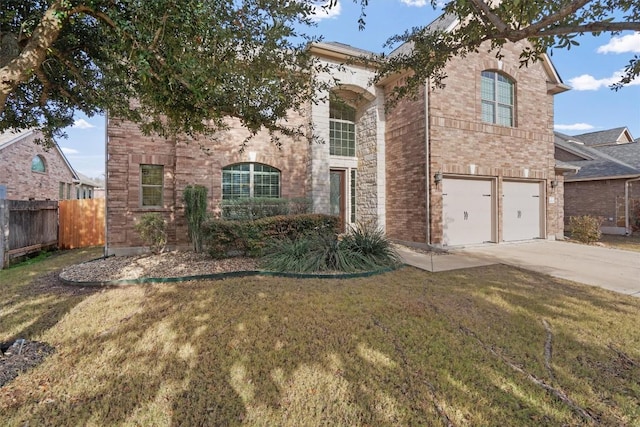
[568,70,640,91]
[554,123,595,132]
[61,147,79,155]
[400,0,428,6]
[72,118,96,129]
[310,1,341,21]
[597,32,640,54]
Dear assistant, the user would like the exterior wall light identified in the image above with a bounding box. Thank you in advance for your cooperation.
[434,171,443,184]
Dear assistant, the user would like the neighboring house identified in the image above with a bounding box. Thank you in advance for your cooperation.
[106,15,570,255]
[0,129,80,201]
[76,173,102,199]
[555,128,640,235]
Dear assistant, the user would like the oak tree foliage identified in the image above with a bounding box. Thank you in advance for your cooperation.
[345,0,640,104]
[0,0,330,146]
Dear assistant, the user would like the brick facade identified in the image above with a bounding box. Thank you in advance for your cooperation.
[564,179,640,230]
[384,40,563,245]
[0,131,78,201]
[106,115,310,255]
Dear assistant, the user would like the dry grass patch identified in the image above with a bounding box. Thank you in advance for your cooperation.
[1,260,639,425]
[599,234,640,252]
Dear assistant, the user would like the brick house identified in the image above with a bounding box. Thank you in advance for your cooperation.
[555,128,640,235]
[0,129,80,201]
[106,15,570,255]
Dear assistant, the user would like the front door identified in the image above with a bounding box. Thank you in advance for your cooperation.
[330,170,346,232]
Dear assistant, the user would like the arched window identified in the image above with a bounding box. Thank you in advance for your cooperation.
[481,71,515,127]
[222,163,280,199]
[31,155,46,172]
[329,99,356,157]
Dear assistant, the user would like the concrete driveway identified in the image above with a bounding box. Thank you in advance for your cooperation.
[457,240,640,297]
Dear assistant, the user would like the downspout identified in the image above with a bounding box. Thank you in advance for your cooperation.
[104,110,109,257]
[625,176,640,235]
[424,78,431,246]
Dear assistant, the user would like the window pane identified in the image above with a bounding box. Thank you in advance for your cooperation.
[480,73,494,102]
[141,165,163,185]
[142,186,162,206]
[497,78,513,105]
[481,101,494,123]
[497,105,513,126]
[350,170,356,224]
[31,155,45,172]
[222,163,279,199]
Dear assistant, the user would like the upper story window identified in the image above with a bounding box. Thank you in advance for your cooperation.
[31,155,46,173]
[330,100,356,157]
[222,163,280,199]
[481,71,515,127]
[140,164,164,207]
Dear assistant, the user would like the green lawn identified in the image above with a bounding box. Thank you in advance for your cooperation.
[1,249,639,425]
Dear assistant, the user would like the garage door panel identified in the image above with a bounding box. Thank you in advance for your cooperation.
[503,181,542,241]
[442,178,493,246]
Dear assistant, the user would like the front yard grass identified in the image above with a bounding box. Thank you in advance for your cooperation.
[1,251,639,425]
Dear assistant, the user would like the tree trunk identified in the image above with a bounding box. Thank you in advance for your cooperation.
[0,1,65,114]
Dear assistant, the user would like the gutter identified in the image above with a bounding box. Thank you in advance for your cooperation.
[625,177,640,235]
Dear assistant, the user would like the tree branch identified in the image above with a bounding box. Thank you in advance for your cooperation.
[514,0,592,39]
[468,0,509,33]
[0,1,65,112]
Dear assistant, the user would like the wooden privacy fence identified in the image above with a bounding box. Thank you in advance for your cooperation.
[59,199,105,249]
[0,200,58,268]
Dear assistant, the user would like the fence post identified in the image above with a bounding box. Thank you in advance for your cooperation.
[0,199,7,269]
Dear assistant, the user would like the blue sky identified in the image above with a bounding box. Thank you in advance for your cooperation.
[59,0,640,179]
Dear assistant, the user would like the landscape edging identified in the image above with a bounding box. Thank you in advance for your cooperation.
[58,265,403,287]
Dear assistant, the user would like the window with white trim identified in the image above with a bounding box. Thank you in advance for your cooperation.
[330,100,356,157]
[481,71,515,127]
[222,163,280,199]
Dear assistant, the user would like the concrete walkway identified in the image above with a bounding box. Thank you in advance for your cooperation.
[397,240,640,297]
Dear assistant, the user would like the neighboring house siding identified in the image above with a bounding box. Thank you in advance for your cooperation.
[427,40,559,244]
[0,132,77,201]
[106,114,310,255]
[565,180,640,229]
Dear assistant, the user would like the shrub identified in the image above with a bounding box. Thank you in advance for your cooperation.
[568,215,603,243]
[134,213,167,254]
[260,223,401,273]
[203,214,339,258]
[183,185,208,253]
[220,197,311,221]
[341,223,402,269]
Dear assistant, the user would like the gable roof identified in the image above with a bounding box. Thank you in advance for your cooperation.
[554,129,640,181]
[573,127,633,146]
[0,129,79,181]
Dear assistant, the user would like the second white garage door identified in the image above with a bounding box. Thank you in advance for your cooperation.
[442,178,493,246]
[502,181,542,241]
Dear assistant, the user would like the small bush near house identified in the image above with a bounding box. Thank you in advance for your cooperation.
[568,215,603,244]
[260,224,401,273]
[220,197,311,221]
[203,214,339,258]
[134,213,167,254]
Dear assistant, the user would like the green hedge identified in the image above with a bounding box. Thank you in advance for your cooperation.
[220,197,311,221]
[204,213,339,258]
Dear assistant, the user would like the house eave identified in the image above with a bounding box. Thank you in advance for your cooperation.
[565,174,640,182]
[309,42,380,67]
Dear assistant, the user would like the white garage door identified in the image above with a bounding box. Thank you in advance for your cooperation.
[442,178,493,246]
[503,181,542,242]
